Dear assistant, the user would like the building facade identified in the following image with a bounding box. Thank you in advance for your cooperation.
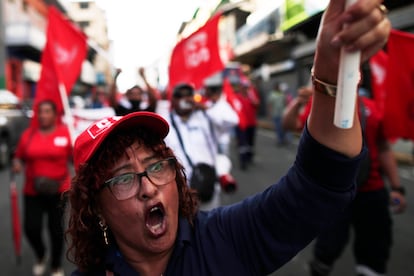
[65,0,112,88]
[177,0,414,117]
[2,0,111,103]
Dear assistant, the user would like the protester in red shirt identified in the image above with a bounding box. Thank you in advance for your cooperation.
[282,86,407,276]
[13,100,73,276]
[232,79,260,170]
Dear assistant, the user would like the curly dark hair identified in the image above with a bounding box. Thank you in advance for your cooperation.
[65,126,199,273]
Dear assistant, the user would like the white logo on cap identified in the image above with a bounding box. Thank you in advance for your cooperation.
[87,116,122,139]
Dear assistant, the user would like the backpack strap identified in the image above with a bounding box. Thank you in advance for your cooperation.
[201,110,221,154]
[169,112,194,168]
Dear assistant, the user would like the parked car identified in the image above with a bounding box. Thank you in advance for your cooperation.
[0,90,31,168]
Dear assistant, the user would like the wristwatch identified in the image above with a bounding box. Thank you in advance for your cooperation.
[391,186,406,195]
[311,75,337,97]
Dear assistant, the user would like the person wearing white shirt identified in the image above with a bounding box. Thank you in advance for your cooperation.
[160,83,218,203]
[204,82,239,157]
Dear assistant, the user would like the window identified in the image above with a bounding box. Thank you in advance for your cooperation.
[78,21,90,29]
[79,2,89,9]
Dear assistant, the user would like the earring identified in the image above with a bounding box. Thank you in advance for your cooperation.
[98,220,109,245]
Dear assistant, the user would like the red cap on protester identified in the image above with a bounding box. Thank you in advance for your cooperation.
[73,111,169,173]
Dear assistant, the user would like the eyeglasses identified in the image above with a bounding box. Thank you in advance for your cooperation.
[173,89,194,99]
[102,157,177,200]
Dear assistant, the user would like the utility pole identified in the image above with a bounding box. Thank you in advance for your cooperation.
[0,0,6,89]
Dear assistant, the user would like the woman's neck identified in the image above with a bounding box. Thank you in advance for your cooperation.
[123,246,173,276]
[39,124,56,134]
[130,255,169,276]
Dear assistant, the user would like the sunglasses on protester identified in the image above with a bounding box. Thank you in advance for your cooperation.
[173,89,194,98]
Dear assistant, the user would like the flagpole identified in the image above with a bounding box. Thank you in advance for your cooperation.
[58,82,76,145]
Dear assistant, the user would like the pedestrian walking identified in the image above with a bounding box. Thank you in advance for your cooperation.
[232,78,260,170]
[267,81,289,146]
[160,82,221,202]
[12,100,73,276]
[203,75,239,157]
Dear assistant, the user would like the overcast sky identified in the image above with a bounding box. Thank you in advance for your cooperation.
[64,1,331,90]
[93,0,204,90]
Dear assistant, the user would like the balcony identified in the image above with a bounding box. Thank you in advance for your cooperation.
[5,21,45,62]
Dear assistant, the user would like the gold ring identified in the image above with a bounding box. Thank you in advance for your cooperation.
[378,4,388,15]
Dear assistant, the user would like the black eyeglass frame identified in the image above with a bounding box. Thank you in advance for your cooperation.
[100,157,177,199]
[172,91,194,99]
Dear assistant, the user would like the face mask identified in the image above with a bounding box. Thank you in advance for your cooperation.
[129,100,141,108]
[178,99,193,110]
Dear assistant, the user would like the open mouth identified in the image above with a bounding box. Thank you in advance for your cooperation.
[145,203,166,237]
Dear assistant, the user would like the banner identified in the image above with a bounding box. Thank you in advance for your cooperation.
[168,12,224,96]
[382,29,414,140]
[33,6,87,125]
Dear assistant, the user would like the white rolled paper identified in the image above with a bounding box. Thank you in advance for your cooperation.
[334,0,361,129]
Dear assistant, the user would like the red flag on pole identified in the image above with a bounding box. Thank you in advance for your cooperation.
[168,12,224,95]
[382,29,414,140]
[33,6,87,126]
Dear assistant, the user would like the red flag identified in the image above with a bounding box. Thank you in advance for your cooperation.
[168,12,224,95]
[33,6,87,125]
[382,29,414,140]
[369,50,388,117]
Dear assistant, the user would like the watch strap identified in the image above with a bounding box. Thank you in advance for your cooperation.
[312,75,337,97]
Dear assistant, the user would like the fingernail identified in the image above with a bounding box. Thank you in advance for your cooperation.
[345,44,357,52]
[331,36,342,47]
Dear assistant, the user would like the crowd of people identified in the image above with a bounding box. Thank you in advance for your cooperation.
[9,1,409,275]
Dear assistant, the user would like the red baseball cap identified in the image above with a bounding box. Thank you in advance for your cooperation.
[73,111,169,173]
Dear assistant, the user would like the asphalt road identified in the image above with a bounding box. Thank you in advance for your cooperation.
[0,128,412,275]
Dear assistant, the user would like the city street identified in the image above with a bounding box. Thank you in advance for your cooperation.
[0,128,413,275]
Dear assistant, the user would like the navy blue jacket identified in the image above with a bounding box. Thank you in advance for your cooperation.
[72,126,363,275]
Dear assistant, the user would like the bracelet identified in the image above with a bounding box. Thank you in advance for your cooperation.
[391,186,406,195]
[311,74,337,97]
